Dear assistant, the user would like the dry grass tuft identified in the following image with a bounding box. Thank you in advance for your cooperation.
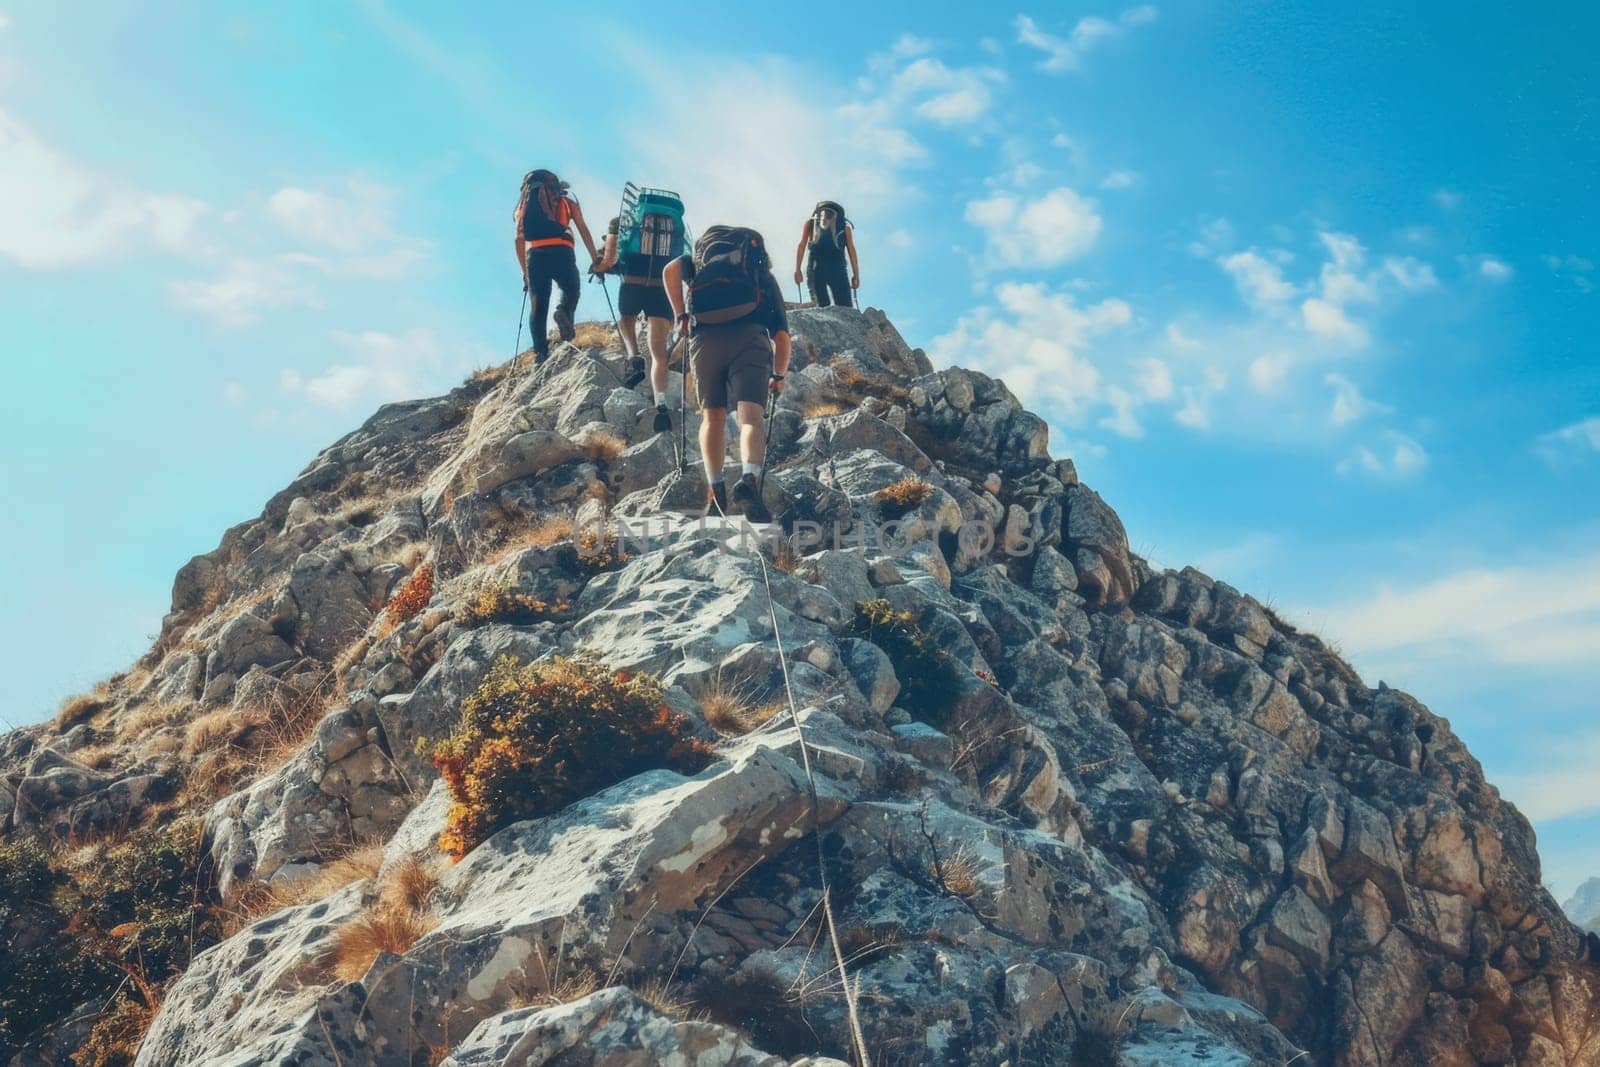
[700,676,785,736]
[801,400,849,419]
[116,700,193,742]
[379,853,441,914]
[632,977,694,1018]
[335,494,387,528]
[570,321,617,349]
[183,705,260,756]
[223,841,385,935]
[580,428,626,463]
[458,587,570,627]
[931,846,984,900]
[874,477,934,518]
[483,513,577,565]
[468,362,510,386]
[55,688,109,731]
[328,902,438,983]
[768,536,799,574]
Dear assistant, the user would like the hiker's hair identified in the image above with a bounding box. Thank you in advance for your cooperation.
[518,169,566,222]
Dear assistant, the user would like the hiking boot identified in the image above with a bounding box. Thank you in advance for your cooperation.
[706,481,728,517]
[652,405,672,433]
[553,306,576,341]
[623,357,648,389]
[532,348,550,367]
[730,473,761,517]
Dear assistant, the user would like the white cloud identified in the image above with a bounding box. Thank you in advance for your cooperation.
[1188,217,1234,257]
[1325,372,1388,426]
[1434,188,1462,210]
[222,382,246,404]
[1317,231,1376,305]
[170,256,320,326]
[1164,322,1202,350]
[0,108,208,269]
[886,228,915,250]
[1100,169,1138,190]
[1174,367,1226,430]
[1218,250,1297,305]
[890,57,999,125]
[1134,357,1173,400]
[1336,430,1427,479]
[1498,732,1600,823]
[1309,552,1600,671]
[1014,7,1159,73]
[1544,253,1595,293]
[931,281,1132,421]
[268,179,402,253]
[625,53,928,249]
[1247,351,1292,393]
[965,186,1102,269]
[0,14,10,30]
[279,328,468,411]
[1478,255,1513,281]
[1536,415,1600,465]
[1301,297,1369,347]
[1100,384,1143,437]
[1383,255,1439,291]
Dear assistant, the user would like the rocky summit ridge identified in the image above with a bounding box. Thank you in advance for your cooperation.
[3,308,1598,1066]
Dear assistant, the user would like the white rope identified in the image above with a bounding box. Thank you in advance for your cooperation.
[708,496,871,1067]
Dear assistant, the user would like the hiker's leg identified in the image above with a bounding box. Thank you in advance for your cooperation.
[830,260,854,308]
[647,316,672,398]
[806,260,829,308]
[700,406,727,480]
[553,246,581,319]
[527,249,556,356]
[735,400,766,468]
[692,334,732,487]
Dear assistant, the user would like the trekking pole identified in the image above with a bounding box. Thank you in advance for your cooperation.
[513,287,528,365]
[593,270,624,351]
[677,331,690,474]
[757,387,777,502]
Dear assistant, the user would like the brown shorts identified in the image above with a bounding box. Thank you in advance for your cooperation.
[690,321,772,410]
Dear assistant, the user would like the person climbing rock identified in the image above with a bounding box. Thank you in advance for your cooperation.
[514,169,600,364]
[793,200,858,308]
[663,225,789,520]
[596,187,687,432]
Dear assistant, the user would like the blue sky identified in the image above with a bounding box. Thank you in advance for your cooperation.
[1,2,1595,892]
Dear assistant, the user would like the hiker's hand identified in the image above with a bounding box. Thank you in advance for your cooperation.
[851,274,860,290]
[769,375,785,395]
[793,269,803,285]
[522,273,529,292]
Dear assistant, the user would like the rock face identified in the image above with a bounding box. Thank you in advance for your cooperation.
[4,307,1599,1066]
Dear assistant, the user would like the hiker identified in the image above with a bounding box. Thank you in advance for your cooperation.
[595,187,688,432]
[793,200,858,308]
[514,169,600,363]
[663,225,790,519]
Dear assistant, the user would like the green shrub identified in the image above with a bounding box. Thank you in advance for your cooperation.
[852,599,963,727]
[0,819,219,1057]
[428,657,717,860]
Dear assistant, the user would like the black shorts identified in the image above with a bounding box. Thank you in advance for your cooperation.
[619,281,672,320]
[691,321,772,410]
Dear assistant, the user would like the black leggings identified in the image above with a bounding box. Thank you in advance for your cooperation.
[526,244,581,355]
[806,255,853,308]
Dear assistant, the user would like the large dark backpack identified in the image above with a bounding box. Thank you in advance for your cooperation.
[808,201,850,256]
[689,226,767,325]
[519,169,573,243]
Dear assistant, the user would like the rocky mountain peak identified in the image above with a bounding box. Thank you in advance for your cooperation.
[3,307,1597,1066]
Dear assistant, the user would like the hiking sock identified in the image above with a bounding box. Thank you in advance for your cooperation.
[743,463,762,479]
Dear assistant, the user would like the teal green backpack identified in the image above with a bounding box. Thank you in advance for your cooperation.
[617,184,687,269]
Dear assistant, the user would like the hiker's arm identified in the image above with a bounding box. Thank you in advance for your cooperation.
[571,201,600,266]
[771,331,791,392]
[663,257,688,327]
[846,227,860,288]
[793,220,812,284]
[514,208,528,286]
[597,230,618,274]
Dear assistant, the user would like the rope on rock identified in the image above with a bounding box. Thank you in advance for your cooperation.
[706,493,872,1067]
